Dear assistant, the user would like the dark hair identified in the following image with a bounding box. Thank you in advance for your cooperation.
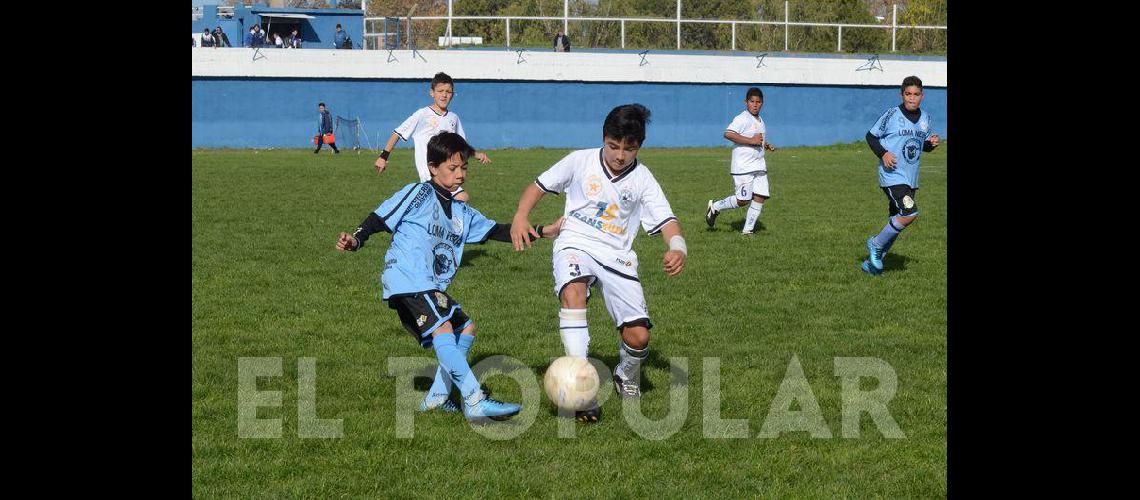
[318,102,326,107]
[430,72,454,90]
[746,87,764,101]
[336,24,342,29]
[602,104,651,145]
[426,132,475,167]
[902,76,923,92]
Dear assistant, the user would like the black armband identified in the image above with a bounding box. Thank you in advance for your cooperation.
[379,150,391,160]
[350,212,390,250]
[923,140,937,152]
[865,131,888,158]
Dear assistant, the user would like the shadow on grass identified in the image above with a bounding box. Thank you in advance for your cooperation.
[854,252,915,271]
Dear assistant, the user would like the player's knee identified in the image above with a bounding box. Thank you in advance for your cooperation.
[735,198,750,207]
[752,195,767,203]
[559,282,588,308]
[899,214,917,226]
[461,322,476,336]
[620,322,650,349]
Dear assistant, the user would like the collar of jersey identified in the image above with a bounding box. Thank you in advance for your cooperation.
[897,104,922,124]
[597,148,639,183]
[428,106,449,117]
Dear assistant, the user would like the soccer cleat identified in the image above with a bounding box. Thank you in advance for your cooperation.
[613,372,641,399]
[866,237,885,271]
[575,404,602,423]
[463,396,522,421]
[418,396,460,413]
[705,200,720,228]
[861,259,883,276]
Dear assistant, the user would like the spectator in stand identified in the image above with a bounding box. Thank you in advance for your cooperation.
[201,29,215,48]
[254,26,267,47]
[553,29,571,52]
[289,29,302,49]
[192,36,196,47]
[214,26,231,47]
[274,32,284,48]
[334,24,348,49]
[244,26,254,47]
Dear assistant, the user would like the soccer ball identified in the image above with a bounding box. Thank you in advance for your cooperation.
[543,356,600,411]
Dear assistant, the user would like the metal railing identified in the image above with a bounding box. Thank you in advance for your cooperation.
[364,2,945,53]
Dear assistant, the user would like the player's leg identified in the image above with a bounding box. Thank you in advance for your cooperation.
[314,134,323,153]
[742,173,769,235]
[597,270,652,399]
[330,140,340,154]
[867,185,918,272]
[554,249,602,421]
[707,175,752,227]
[427,301,520,420]
[421,316,476,412]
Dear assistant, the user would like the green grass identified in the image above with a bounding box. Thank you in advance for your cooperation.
[193,143,947,497]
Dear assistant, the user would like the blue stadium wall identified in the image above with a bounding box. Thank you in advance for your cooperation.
[192,78,945,149]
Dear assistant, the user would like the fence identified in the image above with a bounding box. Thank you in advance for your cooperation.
[363,1,946,53]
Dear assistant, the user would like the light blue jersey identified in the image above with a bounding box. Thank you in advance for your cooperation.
[373,182,497,299]
[869,105,934,188]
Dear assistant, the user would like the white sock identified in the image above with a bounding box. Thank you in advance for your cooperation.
[616,340,649,381]
[713,195,741,212]
[742,201,764,233]
[559,308,590,358]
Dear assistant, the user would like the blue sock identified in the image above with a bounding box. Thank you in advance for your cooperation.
[425,333,475,403]
[431,333,483,405]
[872,216,906,249]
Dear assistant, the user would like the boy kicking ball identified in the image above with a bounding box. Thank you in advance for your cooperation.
[705,87,777,235]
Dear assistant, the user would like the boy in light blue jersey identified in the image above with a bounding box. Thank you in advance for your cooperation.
[862,76,941,275]
[337,132,562,421]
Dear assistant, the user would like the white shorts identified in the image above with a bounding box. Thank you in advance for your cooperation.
[732,171,769,200]
[552,247,652,330]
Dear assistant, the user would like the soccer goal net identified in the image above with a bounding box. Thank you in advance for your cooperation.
[335,116,372,151]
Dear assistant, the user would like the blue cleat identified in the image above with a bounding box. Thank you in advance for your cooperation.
[861,259,883,276]
[464,396,521,421]
[866,237,885,271]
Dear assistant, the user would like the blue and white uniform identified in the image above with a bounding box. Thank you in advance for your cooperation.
[869,105,934,189]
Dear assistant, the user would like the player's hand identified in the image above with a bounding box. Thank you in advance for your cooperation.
[764,142,777,152]
[510,216,539,251]
[882,151,898,169]
[335,232,358,252]
[663,250,686,276]
[541,216,565,238]
[749,133,765,146]
[374,157,388,174]
[475,152,491,164]
[929,134,940,147]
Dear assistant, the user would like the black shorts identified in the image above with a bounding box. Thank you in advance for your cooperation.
[882,184,919,217]
[387,291,473,348]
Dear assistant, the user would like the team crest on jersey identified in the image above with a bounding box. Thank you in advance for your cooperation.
[902,138,922,164]
[566,254,580,265]
[433,292,449,309]
[429,117,439,130]
[585,175,603,198]
[619,189,635,209]
[902,195,915,209]
[416,314,428,327]
[432,243,456,277]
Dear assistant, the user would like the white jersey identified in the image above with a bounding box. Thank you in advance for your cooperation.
[394,106,467,181]
[535,148,677,270]
[726,110,767,174]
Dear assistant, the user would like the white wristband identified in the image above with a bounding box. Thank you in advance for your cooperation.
[668,235,687,256]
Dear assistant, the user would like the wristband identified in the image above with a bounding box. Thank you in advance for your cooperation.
[379,150,390,160]
[668,235,687,256]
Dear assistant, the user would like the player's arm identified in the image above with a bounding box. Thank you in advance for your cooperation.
[659,220,686,277]
[865,131,897,168]
[336,213,390,252]
[724,130,764,146]
[482,216,564,243]
[473,150,491,164]
[375,133,402,174]
[510,183,547,251]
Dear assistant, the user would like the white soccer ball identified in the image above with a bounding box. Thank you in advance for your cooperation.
[543,356,600,411]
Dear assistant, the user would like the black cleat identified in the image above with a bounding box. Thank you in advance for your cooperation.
[705,200,720,228]
[575,405,601,423]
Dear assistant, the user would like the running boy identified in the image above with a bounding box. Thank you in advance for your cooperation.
[862,75,940,275]
[509,104,687,422]
[374,72,491,202]
[705,87,776,234]
[338,132,561,420]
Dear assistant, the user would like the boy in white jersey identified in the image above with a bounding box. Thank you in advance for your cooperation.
[510,104,688,422]
[705,87,777,235]
[374,72,491,202]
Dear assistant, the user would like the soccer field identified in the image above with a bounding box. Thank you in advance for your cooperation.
[192,144,947,497]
